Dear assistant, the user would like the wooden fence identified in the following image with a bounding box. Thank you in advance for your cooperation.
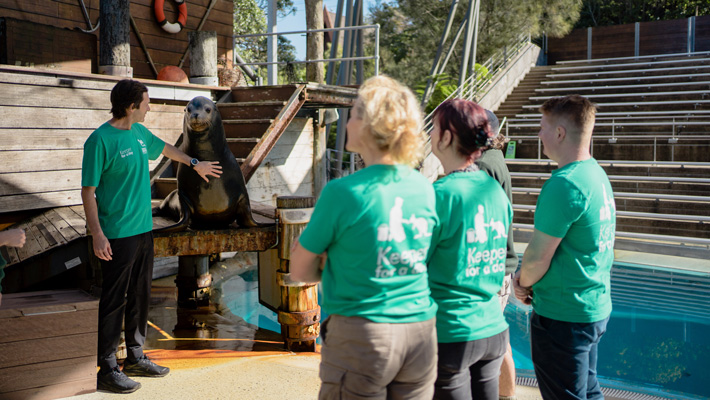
[548,16,710,63]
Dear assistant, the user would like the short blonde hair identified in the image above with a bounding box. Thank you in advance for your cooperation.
[354,75,424,167]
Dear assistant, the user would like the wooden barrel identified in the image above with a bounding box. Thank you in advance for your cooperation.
[276,196,319,352]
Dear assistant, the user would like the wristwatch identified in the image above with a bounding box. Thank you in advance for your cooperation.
[190,158,199,168]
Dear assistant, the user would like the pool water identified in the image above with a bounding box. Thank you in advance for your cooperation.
[217,257,710,399]
[506,262,710,399]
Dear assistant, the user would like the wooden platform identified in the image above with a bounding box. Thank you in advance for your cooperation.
[1,202,277,269]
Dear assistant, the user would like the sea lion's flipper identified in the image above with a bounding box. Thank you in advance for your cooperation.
[153,191,193,233]
[235,195,259,228]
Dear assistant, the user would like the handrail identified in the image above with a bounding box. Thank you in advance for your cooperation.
[547,64,710,78]
[512,187,710,202]
[511,110,710,118]
[530,89,710,101]
[555,50,710,65]
[513,204,710,222]
[535,80,710,92]
[510,171,710,184]
[507,158,710,168]
[522,99,710,108]
[233,24,380,75]
[550,56,710,71]
[513,223,710,246]
[422,33,533,155]
[541,72,710,85]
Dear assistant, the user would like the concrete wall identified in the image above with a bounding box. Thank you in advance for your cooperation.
[478,44,540,112]
[246,118,315,205]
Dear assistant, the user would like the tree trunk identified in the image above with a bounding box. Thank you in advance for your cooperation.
[305,0,325,83]
[99,0,132,77]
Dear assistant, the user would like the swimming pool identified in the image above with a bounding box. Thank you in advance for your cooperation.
[506,261,710,399]
[222,258,710,399]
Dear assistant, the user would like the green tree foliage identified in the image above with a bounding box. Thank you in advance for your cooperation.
[369,0,582,88]
[233,0,304,83]
[577,0,710,27]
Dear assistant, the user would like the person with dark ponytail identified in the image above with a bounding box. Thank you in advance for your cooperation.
[427,98,513,400]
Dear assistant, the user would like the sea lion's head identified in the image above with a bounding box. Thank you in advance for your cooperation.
[185,96,219,133]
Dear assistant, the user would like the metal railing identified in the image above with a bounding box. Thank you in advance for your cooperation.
[422,33,533,154]
[325,148,362,179]
[233,24,380,75]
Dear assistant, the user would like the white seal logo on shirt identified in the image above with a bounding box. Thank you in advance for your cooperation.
[463,204,508,278]
[466,205,507,243]
[374,197,431,278]
[598,185,616,252]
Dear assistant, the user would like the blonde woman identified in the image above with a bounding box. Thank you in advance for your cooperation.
[291,75,439,399]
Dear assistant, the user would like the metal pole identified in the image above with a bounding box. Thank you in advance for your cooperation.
[374,24,380,75]
[421,0,461,107]
[468,0,480,78]
[459,0,477,86]
[336,0,354,87]
[326,0,344,85]
[267,0,278,84]
[355,0,364,84]
[634,22,640,58]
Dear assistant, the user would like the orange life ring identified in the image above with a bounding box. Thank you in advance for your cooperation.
[154,0,187,34]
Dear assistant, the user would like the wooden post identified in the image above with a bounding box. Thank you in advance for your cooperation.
[175,255,212,308]
[188,31,218,86]
[276,196,319,352]
[305,0,325,83]
[99,0,132,77]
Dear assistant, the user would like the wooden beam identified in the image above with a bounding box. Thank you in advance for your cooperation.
[153,225,277,257]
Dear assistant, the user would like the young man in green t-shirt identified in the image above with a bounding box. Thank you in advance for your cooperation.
[82,80,222,394]
[514,95,615,400]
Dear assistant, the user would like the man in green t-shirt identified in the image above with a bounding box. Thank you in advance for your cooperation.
[514,95,615,400]
[82,80,222,394]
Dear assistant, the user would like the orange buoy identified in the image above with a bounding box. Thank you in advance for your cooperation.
[157,66,189,83]
[154,0,187,34]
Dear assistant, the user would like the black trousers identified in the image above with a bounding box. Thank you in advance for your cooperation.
[434,329,509,400]
[97,232,154,371]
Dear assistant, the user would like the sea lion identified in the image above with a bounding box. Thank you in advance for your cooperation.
[154,96,258,232]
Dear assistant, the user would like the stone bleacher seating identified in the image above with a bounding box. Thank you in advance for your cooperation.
[494,52,710,257]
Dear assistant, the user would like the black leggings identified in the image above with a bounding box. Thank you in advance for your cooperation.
[434,329,509,400]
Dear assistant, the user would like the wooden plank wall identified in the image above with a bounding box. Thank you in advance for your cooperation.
[695,15,710,52]
[592,24,635,59]
[0,68,183,215]
[638,19,687,56]
[548,17,710,63]
[547,29,587,65]
[0,0,234,79]
[1,18,97,74]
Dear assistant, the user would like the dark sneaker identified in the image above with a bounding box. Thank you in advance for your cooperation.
[122,355,170,377]
[97,367,141,394]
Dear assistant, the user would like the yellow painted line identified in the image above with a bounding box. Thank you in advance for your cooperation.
[157,338,285,345]
[148,320,174,340]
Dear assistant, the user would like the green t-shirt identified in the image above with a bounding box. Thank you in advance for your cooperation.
[477,149,519,274]
[81,122,165,239]
[299,164,438,323]
[532,158,616,323]
[428,171,512,343]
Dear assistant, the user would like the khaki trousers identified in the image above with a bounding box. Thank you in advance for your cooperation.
[319,315,437,400]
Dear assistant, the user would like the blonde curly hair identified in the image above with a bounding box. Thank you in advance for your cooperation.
[354,75,425,167]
